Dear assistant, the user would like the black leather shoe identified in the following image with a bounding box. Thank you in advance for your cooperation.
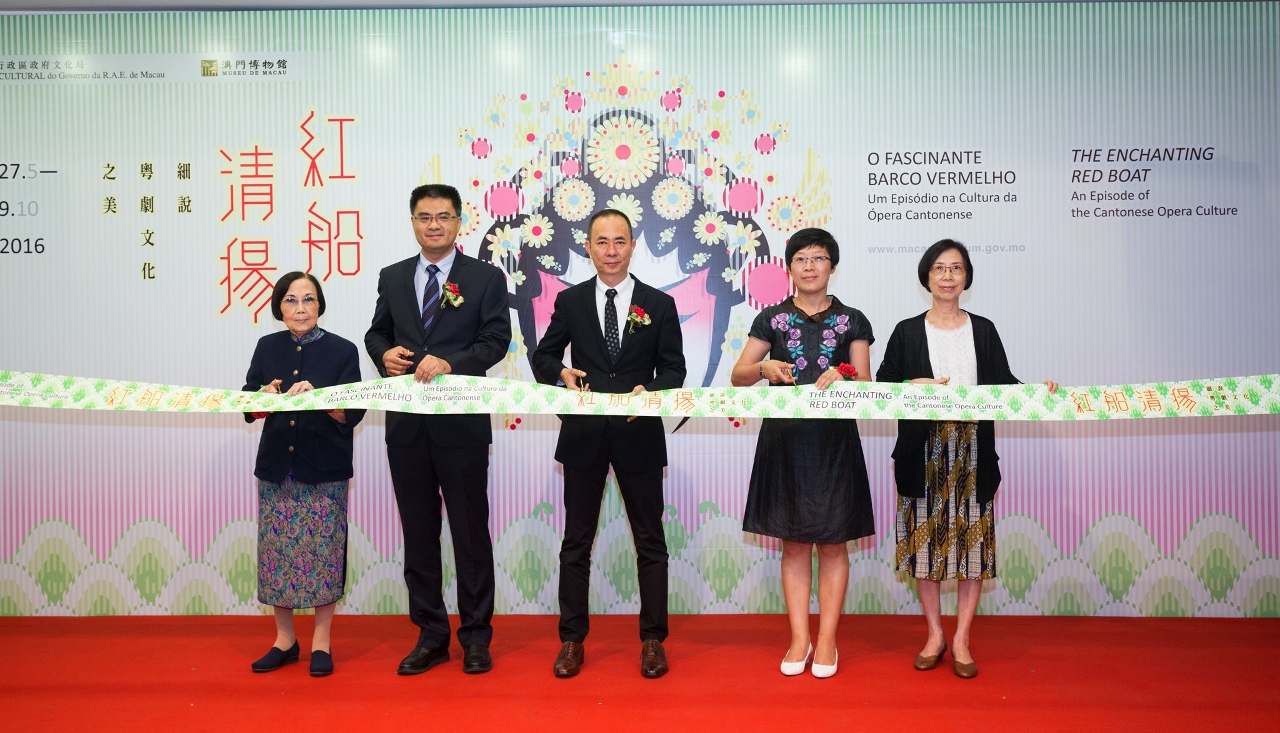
[397,645,449,675]
[310,649,334,677]
[251,641,300,673]
[462,645,493,674]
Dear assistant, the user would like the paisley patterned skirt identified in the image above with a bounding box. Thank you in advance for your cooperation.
[257,474,348,608]
[895,421,996,581]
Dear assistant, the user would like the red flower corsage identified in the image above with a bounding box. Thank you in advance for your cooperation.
[441,281,464,308]
[836,363,858,380]
[626,305,651,333]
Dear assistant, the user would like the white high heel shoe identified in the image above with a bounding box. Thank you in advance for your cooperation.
[780,644,813,676]
[811,649,838,678]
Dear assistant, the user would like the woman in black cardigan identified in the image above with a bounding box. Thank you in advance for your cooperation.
[243,272,365,677]
[876,240,1056,679]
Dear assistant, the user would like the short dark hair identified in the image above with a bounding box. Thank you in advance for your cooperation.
[917,238,973,291]
[586,208,633,240]
[270,271,326,320]
[409,184,462,215]
[784,227,840,268]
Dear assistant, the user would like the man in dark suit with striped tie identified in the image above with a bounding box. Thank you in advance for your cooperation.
[531,209,686,678]
[365,184,511,676]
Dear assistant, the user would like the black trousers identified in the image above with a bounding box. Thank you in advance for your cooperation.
[388,427,494,649]
[558,433,668,643]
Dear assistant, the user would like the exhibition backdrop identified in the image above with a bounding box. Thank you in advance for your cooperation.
[1,2,1278,618]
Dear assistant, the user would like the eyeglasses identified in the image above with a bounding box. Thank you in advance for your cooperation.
[281,295,319,308]
[792,256,831,267]
[930,264,966,276]
[412,213,459,225]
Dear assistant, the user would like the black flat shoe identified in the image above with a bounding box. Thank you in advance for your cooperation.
[462,645,492,674]
[251,641,300,672]
[310,649,333,677]
[397,645,449,675]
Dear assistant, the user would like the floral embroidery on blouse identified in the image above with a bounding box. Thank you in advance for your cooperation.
[771,311,808,370]
[769,303,856,373]
[816,313,852,369]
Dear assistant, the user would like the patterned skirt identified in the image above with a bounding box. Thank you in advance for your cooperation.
[257,474,348,608]
[894,421,996,581]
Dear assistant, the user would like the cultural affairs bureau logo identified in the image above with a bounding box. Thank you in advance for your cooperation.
[200,60,217,77]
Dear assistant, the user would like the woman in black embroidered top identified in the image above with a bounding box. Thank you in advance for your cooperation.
[731,228,875,679]
[243,271,365,677]
[877,240,1056,679]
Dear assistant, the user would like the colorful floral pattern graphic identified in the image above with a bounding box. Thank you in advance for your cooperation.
[521,214,554,248]
[456,53,833,387]
[727,221,762,259]
[553,178,595,221]
[766,194,802,232]
[605,193,643,226]
[693,211,728,245]
[586,114,660,190]
[651,177,695,220]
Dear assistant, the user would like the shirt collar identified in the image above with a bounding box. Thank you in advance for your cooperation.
[419,247,458,275]
[290,327,325,345]
[783,295,842,322]
[595,274,635,300]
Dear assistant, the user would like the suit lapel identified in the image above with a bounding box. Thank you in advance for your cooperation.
[389,254,430,340]
[615,276,647,363]
[582,277,612,364]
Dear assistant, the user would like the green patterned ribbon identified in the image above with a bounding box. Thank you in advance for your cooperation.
[1,370,1277,421]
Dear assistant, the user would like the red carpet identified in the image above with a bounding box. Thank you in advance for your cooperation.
[2,614,1277,731]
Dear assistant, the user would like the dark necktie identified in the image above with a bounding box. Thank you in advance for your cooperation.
[604,288,621,362]
[421,263,441,333]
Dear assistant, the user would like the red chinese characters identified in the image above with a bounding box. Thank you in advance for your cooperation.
[216,112,362,322]
[219,238,277,322]
[299,111,356,188]
[302,203,363,281]
[298,111,362,280]
[220,145,275,222]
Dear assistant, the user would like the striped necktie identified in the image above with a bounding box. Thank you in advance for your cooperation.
[421,263,441,333]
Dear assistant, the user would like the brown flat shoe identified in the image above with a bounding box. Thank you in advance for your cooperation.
[640,639,669,678]
[953,657,978,679]
[913,640,947,671]
[553,641,584,678]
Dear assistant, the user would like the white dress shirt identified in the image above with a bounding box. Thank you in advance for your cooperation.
[594,275,635,346]
[414,248,458,313]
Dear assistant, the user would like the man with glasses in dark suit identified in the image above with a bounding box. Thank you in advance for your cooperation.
[366,183,511,676]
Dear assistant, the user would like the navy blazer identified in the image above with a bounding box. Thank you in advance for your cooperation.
[531,275,686,473]
[364,251,511,448]
[875,311,1019,504]
[243,330,366,484]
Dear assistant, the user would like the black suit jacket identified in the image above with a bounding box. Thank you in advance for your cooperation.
[531,275,686,473]
[875,311,1019,504]
[243,330,366,484]
[365,250,511,447]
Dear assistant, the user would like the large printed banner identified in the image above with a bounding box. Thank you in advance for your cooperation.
[1,4,1278,619]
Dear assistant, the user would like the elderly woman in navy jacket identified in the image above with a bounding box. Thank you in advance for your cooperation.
[877,240,1055,679]
[243,271,365,677]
